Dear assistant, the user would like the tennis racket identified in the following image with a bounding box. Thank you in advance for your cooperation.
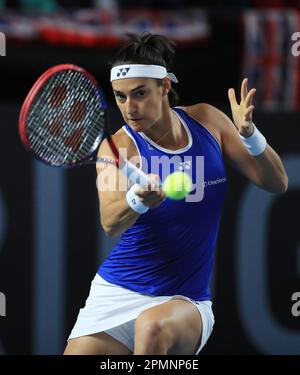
[18,63,150,187]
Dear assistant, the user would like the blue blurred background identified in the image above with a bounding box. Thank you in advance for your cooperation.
[0,0,299,355]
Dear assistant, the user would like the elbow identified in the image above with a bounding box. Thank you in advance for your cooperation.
[101,222,120,237]
[103,227,119,237]
[278,174,289,193]
[102,225,116,237]
[100,213,118,237]
[269,175,289,194]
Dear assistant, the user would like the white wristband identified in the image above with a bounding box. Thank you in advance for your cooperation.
[126,183,149,214]
[239,124,267,156]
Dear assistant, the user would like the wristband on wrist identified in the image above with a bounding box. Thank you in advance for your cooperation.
[239,124,267,156]
[126,183,149,214]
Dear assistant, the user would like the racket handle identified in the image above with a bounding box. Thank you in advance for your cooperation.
[119,159,153,187]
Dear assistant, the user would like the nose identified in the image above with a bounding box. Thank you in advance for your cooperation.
[125,97,137,116]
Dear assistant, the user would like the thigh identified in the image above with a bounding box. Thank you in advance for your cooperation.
[63,332,132,355]
[135,299,202,355]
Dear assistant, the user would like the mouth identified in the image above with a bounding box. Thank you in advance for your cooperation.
[128,118,143,124]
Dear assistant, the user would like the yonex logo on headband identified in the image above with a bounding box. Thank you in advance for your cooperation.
[117,67,130,78]
[110,64,178,83]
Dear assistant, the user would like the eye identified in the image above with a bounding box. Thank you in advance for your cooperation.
[115,93,126,102]
[135,90,146,98]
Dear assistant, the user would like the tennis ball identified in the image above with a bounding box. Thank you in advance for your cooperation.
[162,171,192,200]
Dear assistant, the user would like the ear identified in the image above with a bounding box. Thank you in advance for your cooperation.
[162,77,171,96]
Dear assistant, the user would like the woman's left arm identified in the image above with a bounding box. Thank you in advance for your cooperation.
[245,145,288,193]
[200,78,287,193]
[226,78,288,193]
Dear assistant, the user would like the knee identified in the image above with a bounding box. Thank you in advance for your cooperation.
[136,316,163,341]
[134,313,173,354]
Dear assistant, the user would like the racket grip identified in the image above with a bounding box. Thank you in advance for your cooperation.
[119,159,153,187]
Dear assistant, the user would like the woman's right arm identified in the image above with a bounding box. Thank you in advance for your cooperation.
[96,135,165,237]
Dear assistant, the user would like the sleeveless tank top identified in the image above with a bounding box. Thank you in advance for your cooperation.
[98,107,227,300]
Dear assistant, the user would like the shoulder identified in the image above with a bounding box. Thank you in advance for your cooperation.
[183,104,265,189]
[179,103,232,149]
[97,126,139,160]
[185,103,235,132]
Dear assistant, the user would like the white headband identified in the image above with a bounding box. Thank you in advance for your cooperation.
[110,64,178,83]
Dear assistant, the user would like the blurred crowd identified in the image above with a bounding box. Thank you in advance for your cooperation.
[0,0,300,11]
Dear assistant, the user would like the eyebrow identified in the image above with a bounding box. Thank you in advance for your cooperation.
[113,85,146,95]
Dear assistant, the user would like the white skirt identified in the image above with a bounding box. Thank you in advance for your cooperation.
[68,274,215,354]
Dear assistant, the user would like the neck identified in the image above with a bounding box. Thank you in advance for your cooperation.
[143,107,184,148]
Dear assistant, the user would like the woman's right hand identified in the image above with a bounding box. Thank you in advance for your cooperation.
[134,174,166,209]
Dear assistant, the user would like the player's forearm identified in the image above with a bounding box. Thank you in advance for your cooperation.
[254,145,288,193]
[100,198,141,237]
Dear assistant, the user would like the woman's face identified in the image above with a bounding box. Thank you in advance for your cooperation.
[112,77,169,132]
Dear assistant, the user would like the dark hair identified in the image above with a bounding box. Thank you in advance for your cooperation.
[111,32,179,107]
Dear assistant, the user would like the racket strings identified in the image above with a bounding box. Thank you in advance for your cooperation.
[38,71,101,162]
[28,72,82,162]
[27,70,105,165]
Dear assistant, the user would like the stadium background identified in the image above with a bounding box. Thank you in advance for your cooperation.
[0,0,299,355]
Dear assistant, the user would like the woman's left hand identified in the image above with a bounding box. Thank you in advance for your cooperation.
[228,78,256,137]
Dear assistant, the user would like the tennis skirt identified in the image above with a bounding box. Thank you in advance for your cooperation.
[68,274,215,354]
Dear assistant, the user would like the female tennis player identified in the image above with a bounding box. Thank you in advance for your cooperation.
[64,32,288,355]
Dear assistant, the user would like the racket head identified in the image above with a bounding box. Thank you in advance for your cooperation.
[19,64,108,167]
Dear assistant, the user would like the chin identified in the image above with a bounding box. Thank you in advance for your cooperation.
[128,120,147,132]
[131,125,144,133]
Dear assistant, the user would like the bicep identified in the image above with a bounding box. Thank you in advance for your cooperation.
[96,140,128,217]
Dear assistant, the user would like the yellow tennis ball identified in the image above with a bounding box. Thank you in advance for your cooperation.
[162,171,192,200]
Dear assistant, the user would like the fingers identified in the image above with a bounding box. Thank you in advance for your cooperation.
[229,78,256,106]
[134,174,160,192]
[244,88,256,107]
[135,188,166,208]
[148,173,161,190]
[228,78,256,128]
[244,105,255,121]
[133,173,165,208]
[135,188,161,197]
[135,186,165,199]
[241,77,248,101]
[228,88,237,106]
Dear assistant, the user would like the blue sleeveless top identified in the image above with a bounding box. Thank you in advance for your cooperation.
[98,107,227,300]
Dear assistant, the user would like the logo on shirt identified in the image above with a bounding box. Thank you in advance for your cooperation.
[117,67,130,78]
[178,160,191,171]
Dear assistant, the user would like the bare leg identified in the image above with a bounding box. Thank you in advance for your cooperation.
[134,299,202,355]
[64,332,132,355]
